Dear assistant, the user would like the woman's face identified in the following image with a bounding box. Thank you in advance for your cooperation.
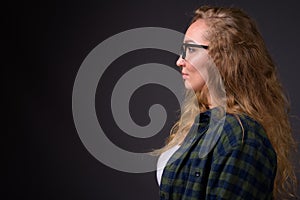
[177,19,210,91]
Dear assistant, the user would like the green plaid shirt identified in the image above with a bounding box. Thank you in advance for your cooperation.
[159,108,276,200]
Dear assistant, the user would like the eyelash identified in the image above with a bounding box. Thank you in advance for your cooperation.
[187,47,196,53]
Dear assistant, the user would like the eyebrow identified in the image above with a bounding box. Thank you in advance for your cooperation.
[183,39,197,44]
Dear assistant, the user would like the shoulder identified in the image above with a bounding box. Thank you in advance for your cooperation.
[221,113,270,146]
[213,113,276,159]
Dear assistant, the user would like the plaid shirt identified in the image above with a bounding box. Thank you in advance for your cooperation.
[159,108,277,200]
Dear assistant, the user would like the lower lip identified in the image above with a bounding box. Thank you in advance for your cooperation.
[182,74,189,79]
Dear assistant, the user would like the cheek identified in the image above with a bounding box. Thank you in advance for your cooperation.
[192,74,205,90]
[186,67,206,91]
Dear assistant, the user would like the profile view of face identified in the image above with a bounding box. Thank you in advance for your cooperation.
[177,19,210,91]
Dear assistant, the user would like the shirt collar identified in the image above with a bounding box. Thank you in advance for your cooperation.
[194,106,226,126]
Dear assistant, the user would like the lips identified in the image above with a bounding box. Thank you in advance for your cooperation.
[182,72,189,79]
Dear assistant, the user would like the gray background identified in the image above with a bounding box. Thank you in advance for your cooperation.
[13,0,299,199]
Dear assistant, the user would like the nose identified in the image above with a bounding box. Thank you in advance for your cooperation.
[176,55,185,68]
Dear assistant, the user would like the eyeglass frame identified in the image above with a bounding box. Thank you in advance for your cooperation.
[180,43,209,59]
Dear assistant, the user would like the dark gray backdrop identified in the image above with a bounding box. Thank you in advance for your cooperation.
[13,0,299,199]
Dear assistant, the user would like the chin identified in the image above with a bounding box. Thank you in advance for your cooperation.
[184,81,205,91]
[184,81,193,90]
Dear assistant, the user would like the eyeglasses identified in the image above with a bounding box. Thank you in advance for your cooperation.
[180,43,209,60]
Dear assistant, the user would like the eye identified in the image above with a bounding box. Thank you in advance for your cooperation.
[187,47,196,53]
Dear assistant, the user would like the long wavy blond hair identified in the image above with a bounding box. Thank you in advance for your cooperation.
[158,5,297,199]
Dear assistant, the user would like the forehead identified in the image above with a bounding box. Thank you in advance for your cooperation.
[185,19,209,44]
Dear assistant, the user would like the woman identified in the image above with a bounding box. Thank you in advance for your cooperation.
[156,5,297,199]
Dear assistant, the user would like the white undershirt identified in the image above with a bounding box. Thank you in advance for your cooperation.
[156,145,181,186]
